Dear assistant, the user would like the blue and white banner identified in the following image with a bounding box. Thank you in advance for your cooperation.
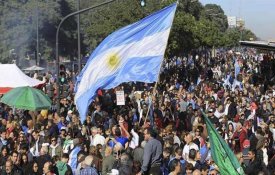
[75,3,177,122]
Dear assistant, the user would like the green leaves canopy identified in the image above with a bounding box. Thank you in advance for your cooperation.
[0,0,257,63]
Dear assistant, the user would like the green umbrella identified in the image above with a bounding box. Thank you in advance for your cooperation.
[0,86,52,111]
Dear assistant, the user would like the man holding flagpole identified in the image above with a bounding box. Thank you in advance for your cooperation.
[74,3,178,123]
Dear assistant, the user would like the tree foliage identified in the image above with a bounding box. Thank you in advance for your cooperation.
[0,0,257,63]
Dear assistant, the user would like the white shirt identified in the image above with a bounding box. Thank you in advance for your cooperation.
[173,135,181,145]
[262,147,268,166]
[182,142,199,161]
[129,129,139,149]
[214,110,223,119]
[35,139,40,157]
[224,104,230,115]
[90,134,105,146]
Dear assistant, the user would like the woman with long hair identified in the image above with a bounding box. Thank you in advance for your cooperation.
[20,153,30,174]
[89,145,103,174]
[25,161,39,175]
[0,146,9,169]
[225,122,235,148]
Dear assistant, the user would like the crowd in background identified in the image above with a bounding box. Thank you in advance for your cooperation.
[0,49,275,175]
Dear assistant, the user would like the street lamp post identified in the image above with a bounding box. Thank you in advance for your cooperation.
[36,0,39,66]
[77,0,81,73]
[56,0,117,113]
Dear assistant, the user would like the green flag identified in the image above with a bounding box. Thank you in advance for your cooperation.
[203,112,244,175]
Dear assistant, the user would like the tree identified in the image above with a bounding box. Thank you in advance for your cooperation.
[201,4,228,32]
[0,0,61,63]
[0,0,257,64]
[195,18,222,47]
[223,28,257,47]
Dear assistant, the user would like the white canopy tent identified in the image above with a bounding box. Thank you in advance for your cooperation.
[0,64,44,94]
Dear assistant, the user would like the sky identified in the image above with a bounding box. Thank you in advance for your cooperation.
[199,0,275,40]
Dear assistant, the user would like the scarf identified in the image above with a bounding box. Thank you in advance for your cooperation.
[50,143,59,157]
[63,139,73,153]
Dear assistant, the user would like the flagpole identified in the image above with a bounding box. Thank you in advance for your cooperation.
[143,57,165,124]
[143,13,177,124]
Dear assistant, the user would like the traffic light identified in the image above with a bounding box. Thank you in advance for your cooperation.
[59,64,67,84]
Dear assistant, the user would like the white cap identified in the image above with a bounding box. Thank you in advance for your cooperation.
[60,127,67,132]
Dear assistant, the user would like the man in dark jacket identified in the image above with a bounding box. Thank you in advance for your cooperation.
[249,128,264,150]
[1,160,23,175]
[227,97,237,120]
[138,128,162,175]
[245,149,262,175]
[36,146,52,175]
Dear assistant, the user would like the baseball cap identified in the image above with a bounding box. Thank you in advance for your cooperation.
[60,127,67,132]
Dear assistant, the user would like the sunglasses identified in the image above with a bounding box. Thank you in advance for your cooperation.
[51,139,56,142]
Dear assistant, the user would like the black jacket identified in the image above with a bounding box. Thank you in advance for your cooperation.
[244,159,262,175]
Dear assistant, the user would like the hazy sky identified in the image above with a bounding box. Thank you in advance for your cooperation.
[199,0,275,40]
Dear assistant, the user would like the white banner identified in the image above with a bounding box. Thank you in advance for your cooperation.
[116,91,125,105]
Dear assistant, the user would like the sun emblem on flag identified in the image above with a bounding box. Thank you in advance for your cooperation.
[107,53,120,70]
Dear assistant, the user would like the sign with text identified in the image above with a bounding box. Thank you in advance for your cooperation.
[116,91,125,105]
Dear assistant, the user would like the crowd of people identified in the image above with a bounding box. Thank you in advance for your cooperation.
[0,49,274,175]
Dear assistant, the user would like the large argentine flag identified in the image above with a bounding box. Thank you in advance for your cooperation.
[75,3,177,122]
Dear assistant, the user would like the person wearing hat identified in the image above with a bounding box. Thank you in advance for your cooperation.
[66,110,73,122]
[207,108,219,127]
[57,114,68,132]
